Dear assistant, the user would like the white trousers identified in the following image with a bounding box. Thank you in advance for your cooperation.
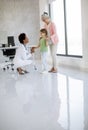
[14,59,32,68]
[49,44,58,69]
[41,52,48,71]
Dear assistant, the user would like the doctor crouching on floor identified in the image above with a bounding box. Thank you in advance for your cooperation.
[13,33,32,75]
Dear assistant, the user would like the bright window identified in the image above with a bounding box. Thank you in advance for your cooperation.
[51,0,65,54]
[50,0,82,57]
[66,0,82,55]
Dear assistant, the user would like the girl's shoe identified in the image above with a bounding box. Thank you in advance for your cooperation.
[40,70,48,74]
[41,70,47,74]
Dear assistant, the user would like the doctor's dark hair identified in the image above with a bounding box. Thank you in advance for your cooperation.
[18,33,26,44]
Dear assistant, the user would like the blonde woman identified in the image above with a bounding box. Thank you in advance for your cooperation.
[41,12,59,73]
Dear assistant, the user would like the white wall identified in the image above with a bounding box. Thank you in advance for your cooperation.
[0,0,40,45]
[39,0,49,27]
[39,0,88,71]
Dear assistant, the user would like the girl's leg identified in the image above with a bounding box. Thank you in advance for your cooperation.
[41,52,48,71]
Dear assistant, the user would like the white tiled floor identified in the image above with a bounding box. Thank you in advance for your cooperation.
[0,63,88,130]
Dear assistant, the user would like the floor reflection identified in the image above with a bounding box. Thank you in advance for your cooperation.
[0,66,88,130]
[15,74,65,130]
[57,73,84,130]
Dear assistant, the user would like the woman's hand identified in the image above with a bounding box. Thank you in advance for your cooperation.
[46,37,51,41]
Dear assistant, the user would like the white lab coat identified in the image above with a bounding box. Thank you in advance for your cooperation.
[13,44,32,68]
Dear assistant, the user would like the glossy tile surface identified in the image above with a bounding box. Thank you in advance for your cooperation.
[0,64,88,130]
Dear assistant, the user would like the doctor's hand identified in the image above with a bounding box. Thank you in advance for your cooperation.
[31,47,35,53]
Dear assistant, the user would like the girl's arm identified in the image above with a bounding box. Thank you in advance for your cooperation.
[31,43,40,53]
[35,43,40,48]
[45,38,48,46]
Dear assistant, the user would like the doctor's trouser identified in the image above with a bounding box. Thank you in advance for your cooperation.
[13,59,32,69]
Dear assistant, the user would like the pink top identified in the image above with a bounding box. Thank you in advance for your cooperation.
[44,22,59,44]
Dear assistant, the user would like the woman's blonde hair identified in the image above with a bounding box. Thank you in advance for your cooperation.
[41,12,50,19]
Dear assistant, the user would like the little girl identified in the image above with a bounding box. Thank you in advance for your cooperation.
[33,28,48,73]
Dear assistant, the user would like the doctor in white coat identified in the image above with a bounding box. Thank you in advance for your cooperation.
[14,33,32,75]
